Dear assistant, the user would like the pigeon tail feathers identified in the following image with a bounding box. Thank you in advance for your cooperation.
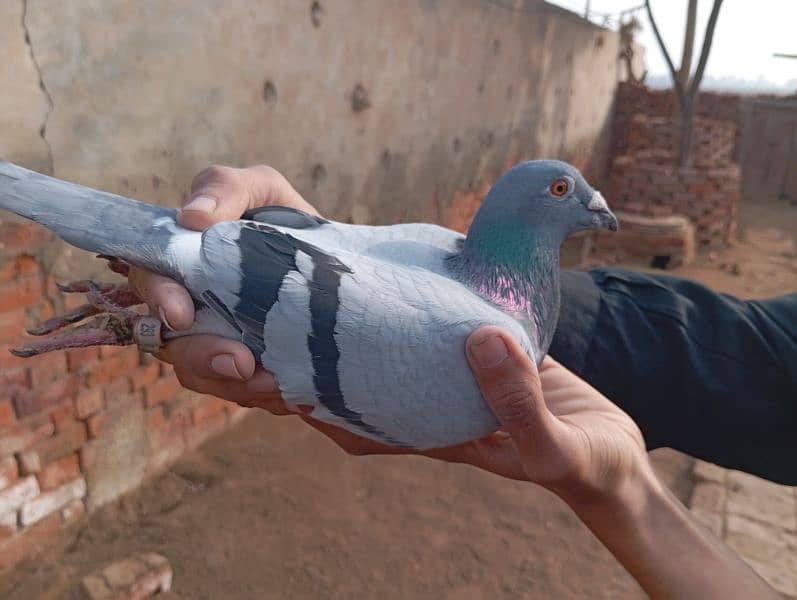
[0,161,189,281]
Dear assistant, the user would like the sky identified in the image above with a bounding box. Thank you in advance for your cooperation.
[546,0,797,91]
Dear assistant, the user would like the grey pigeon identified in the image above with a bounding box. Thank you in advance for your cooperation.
[0,160,617,449]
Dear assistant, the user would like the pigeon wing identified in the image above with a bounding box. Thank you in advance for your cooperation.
[194,219,533,449]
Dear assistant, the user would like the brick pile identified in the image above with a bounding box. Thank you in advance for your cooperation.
[598,84,742,259]
[0,223,246,571]
[623,114,737,168]
[608,153,740,248]
[612,82,743,160]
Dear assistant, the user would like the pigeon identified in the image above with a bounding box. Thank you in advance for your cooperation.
[0,160,617,449]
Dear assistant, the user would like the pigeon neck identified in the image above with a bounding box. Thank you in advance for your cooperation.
[450,226,563,354]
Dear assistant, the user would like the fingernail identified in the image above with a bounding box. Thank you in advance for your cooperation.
[470,334,508,368]
[210,354,244,380]
[183,195,217,213]
[247,370,278,394]
[157,306,175,332]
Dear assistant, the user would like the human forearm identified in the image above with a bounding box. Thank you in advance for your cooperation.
[561,464,778,599]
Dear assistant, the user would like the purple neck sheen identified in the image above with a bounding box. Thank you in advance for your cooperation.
[448,243,562,357]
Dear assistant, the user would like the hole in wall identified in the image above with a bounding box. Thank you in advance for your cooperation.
[262,80,278,104]
[310,1,323,27]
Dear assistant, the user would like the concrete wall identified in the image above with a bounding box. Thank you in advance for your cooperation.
[740,98,797,203]
[3,0,622,228]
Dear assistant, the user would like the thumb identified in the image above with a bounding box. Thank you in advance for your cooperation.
[466,326,556,455]
[179,164,315,231]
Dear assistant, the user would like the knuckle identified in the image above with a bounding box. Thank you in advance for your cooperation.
[494,386,537,429]
[192,164,237,191]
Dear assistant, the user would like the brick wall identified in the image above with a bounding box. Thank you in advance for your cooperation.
[602,84,742,254]
[612,82,743,160]
[0,223,246,571]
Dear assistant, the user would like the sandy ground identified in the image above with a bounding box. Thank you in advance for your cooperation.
[1,198,795,599]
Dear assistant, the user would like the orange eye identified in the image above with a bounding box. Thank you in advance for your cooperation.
[550,178,570,197]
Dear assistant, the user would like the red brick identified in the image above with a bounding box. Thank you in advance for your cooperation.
[65,347,99,372]
[87,412,110,439]
[0,222,55,253]
[0,308,26,343]
[0,345,31,371]
[63,293,87,311]
[75,388,104,419]
[103,376,132,402]
[0,276,43,313]
[50,401,76,432]
[37,453,80,491]
[0,366,28,389]
[0,260,16,285]
[192,396,228,425]
[0,456,18,490]
[28,352,68,388]
[13,375,80,419]
[15,256,41,278]
[86,351,140,386]
[21,420,86,466]
[28,299,55,324]
[144,375,181,407]
[0,400,15,428]
[130,362,161,390]
[147,406,166,430]
[0,415,54,456]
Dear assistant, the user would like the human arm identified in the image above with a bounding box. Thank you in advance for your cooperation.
[463,328,778,600]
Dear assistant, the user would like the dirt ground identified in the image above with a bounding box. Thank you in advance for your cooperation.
[2,198,795,599]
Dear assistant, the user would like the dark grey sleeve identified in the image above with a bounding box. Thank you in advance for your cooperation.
[551,269,797,485]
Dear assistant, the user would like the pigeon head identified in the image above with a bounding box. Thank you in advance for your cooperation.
[460,160,617,266]
[452,160,618,355]
[475,159,616,239]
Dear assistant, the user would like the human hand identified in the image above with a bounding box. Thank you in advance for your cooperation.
[308,326,650,503]
[128,164,319,414]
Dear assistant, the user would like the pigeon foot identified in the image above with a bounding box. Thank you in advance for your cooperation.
[11,313,138,357]
[29,281,143,336]
[12,279,162,357]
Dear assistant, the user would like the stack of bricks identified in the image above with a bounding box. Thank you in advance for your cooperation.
[0,222,247,571]
[607,153,740,249]
[612,82,743,160]
[599,84,743,258]
[623,114,737,168]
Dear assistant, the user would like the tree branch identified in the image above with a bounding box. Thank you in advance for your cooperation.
[677,0,697,91]
[688,0,725,99]
[645,0,686,108]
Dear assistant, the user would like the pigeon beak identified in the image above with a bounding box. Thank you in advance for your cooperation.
[588,191,619,232]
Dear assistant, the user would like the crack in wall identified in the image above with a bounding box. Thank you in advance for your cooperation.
[21,0,54,174]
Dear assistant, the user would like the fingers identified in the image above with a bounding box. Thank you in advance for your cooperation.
[179,164,319,231]
[157,335,256,381]
[157,336,300,414]
[128,268,195,331]
[466,326,558,456]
